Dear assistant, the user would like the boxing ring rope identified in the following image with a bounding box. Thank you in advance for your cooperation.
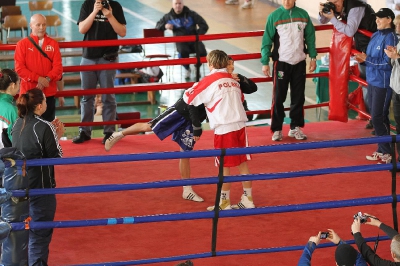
[1,26,393,265]
[1,134,399,265]
[0,28,332,128]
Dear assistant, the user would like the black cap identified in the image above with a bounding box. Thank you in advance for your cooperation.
[335,244,358,266]
[375,8,395,20]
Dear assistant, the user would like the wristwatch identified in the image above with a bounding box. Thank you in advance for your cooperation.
[310,58,317,61]
[45,76,51,82]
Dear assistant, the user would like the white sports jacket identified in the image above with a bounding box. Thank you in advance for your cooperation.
[183,69,247,135]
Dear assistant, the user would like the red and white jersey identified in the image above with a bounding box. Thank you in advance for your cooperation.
[183,69,247,135]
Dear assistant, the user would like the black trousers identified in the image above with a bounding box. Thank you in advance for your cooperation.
[176,41,207,70]
[270,60,306,132]
[41,96,56,122]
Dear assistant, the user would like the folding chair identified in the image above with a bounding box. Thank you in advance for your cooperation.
[2,14,28,44]
[0,5,21,42]
[143,28,172,81]
[45,15,65,42]
[29,1,53,16]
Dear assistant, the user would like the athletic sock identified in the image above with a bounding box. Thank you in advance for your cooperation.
[221,190,230,200]
[243,188,252,197]
[183,186,193,192]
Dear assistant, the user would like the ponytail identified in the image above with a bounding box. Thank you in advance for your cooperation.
[16,88,44,118]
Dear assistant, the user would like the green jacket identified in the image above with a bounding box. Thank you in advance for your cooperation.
[0,93,17,147]
[261,5,317,65]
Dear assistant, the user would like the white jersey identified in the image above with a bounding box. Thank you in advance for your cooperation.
[183,69,247,135]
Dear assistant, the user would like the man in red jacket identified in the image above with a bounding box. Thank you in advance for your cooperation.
[15,13,64,122]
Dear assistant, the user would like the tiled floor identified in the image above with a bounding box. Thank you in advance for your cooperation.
[2,0,338,136]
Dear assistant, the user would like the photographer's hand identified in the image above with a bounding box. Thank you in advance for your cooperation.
[351,217,361,234]
[309,232,321,245]
[327,229,340,244]
[364,213,382,228]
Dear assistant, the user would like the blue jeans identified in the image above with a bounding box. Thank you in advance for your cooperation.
[29,195,56,266]
[79,57,117,136]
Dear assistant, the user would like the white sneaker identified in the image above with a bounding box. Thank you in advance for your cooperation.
[272,131,282,141]
[185,68,191,79]
[104,132,124,151]
[241,0,253,9]
[182,189,204,202]
[379,154,392,164]
[207,199,232,211]
[288,127,307,140]
[232,195,255,209]
[366,152,383,161]
[225,0,239,4]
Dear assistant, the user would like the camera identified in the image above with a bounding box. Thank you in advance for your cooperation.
[101,0,110,9]
[322,2,336,14]
[320,232,330,239]
[353,212,368,224]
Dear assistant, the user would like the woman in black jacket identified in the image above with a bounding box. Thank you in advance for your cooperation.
[12,88,63,266]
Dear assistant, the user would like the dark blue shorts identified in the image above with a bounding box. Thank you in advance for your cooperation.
[150,107,195,151]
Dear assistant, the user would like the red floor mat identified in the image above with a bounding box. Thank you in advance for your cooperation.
[48,120,398,265]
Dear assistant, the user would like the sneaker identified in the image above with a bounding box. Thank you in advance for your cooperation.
[182,189,204,202]
[72,131,91,144]
[366,152,383,161]
[207,199,232,211]
[102,132,113,144]
[272,131,282,141]
[105,132,124,151]
[232,195,255,209]
[184,68,191,79]
[225,0,239,4]
[241,0,253,9]
[288,127,307,140]
[379,154,392,164]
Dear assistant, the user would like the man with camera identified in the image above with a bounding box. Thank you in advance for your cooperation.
[297,229,367,265]
[351,212,400,265]
[73,0,126,145]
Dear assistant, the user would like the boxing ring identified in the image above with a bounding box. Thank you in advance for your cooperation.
[0,26,399,265]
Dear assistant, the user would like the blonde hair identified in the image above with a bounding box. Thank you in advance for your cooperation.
[394,14,400,25]
[206,50,229,69]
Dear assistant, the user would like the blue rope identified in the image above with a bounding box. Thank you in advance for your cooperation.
[10,195,398,231]
[73,236,389,266]
[13,135,400,167]
[10,162,397,197]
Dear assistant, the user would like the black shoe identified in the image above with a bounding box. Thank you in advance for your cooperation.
[72,132,91,144]
[102,132,113,144]
[366,120,373,129]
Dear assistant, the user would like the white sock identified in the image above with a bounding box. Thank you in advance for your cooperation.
[183,186,193,192]
[243,188,252,197]
[221,190,230,200]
